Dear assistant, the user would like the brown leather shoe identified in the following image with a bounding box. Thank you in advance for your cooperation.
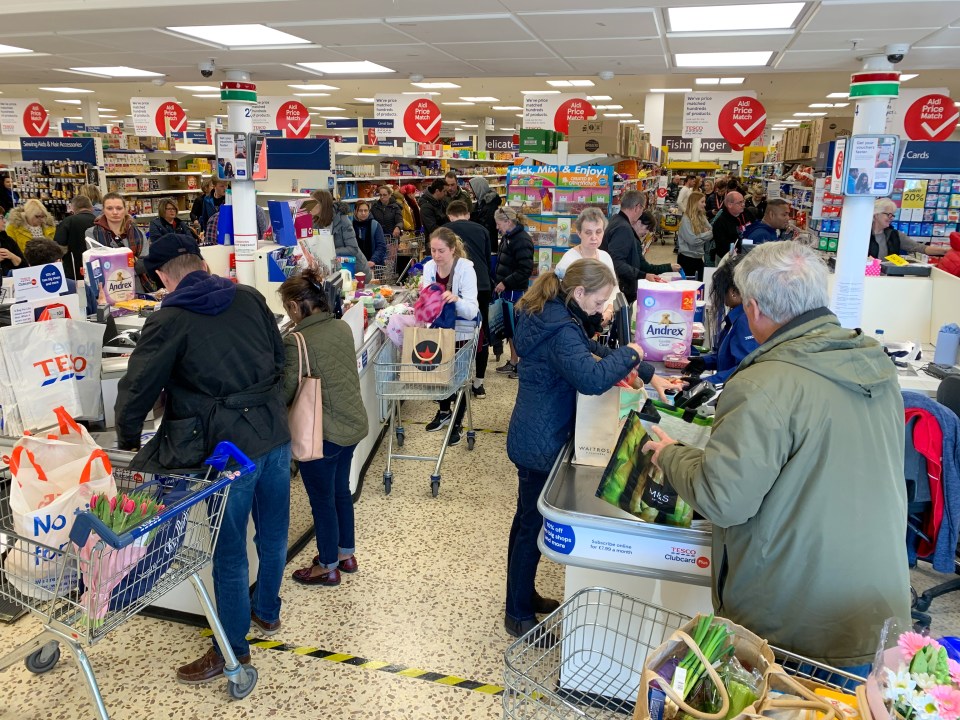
[250,611,280,636]
[292,566,341,586]
[177,648,250,685]
[311,555,358,573]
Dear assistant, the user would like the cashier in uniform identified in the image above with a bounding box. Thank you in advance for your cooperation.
[694,254,758,386]
[871,198,947,259]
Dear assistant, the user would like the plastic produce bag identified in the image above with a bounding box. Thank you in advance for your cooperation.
[5,407,118,599]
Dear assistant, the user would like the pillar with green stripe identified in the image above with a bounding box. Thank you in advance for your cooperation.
[849,71,900,99]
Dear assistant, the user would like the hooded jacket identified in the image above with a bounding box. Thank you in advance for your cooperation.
[469,177,502,251]
[507,297,649,473]
[420,257,481,340]
[940,231,960,277]
[445,218,492,292]
[282,312,368,448]
[352,215,387,266]
[53,209,96,280]
[315,203,368,269]
[659,307,910,667]
[370,197,403,236]
[5,206,55,252]
[495,225,534,291]
[115,271,290,471]
[419,191,448,239]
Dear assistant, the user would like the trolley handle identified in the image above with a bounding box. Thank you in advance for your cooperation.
[68,441,256,549]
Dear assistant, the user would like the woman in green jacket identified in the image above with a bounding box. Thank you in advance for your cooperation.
[280,269,369,587]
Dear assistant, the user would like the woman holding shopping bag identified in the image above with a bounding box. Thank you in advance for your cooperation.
[504,259,682,637]
[280,269,369,587]
[493,207,534,378]
[420,227,480,447]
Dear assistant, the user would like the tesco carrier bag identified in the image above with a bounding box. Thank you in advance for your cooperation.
[635,280,703,362]
[5,408,117,599]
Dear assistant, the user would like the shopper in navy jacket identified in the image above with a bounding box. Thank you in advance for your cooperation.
[504,259,681,638]
[352,200,387,268]
[697,254,759,386]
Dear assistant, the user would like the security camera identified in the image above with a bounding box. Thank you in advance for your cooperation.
[598,70,615,81]
[199,59,216,78]
[885,43,910,64]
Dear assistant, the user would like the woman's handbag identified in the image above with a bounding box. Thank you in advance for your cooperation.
[288,332,324,461]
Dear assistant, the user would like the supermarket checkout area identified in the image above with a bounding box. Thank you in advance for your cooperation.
[538,264,960,615]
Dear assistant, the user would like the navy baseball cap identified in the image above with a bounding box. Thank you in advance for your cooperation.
[143,233,203,276]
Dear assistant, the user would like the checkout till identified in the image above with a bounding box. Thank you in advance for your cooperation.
[0,198,409,619]
[538,262,960,618]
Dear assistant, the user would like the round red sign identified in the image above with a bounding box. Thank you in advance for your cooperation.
[403,98,442,143]
[717,97,767,148]
[656,187,668,199]
[111,126,123,135]
[553,98,596,135]
[834,148,845,184]
[904,94,959,142]
[23,102,50,137]
[154,101,186,135]
[696,556,710,569]
[277,101,311,139]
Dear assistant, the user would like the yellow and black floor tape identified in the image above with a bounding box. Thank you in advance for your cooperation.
[199,630,504,696]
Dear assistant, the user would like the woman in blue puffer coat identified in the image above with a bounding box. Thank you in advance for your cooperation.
[503,258,683,638]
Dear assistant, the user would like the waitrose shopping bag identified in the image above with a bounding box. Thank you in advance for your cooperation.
[5,407,117,599]
[574,387,649,466]
[400,326,455,386]
[0,317,103,430]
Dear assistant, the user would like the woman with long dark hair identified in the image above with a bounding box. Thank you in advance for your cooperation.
[697,254,758,386]
[280,268,369,586]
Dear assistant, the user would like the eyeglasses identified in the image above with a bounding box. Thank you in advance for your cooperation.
[880,212,896,218]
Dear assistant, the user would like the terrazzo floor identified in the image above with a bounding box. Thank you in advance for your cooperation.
[3,241,960,719]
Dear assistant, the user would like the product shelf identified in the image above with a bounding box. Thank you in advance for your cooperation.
[336,151,514,163]
[118,188,201,197]
[335,172,507,183]
[105,171,206,177]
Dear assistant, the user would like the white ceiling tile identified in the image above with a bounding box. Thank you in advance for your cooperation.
[468,58,572,74]
[331,44,451,63]
[434,41,554,60]
[914,26,960,48]
[385,16,533,43]
[566,55,669,73]
[805,1,960,33]
[519,9,659,40]
[790,28,934,52]
[274,21,413,46]
[893,46,960,69]
[505,0,645,9]
[775,50,866,71]
[668,33,790,54]
[550,38,662,57]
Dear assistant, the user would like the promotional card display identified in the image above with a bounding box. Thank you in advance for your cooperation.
[842,134,899,196]
[506,165,558,213]
[891,174,960,240]
[215,132,248,180]
[554,165,614,214]
[595,410,694,528]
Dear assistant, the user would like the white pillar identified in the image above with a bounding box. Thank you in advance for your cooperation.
[691,137,702,162]
[81,98,99,126]
[223,70,257,287]
[830,57,898,329]
[643,93,665,150]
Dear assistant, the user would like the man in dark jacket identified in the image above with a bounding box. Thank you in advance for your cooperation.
[742,198,791,247]
[443,171,473,213]
[371,186,403,238]
[114,234,291,685]
[54,195,96,280]
[199,180,228,233]
[446,200,492,396]
[420,178,448,238]
[709,191,750,264]
[600,190,677,304]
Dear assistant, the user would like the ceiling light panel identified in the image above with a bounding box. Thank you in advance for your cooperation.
[900,74,919,81]
[293,93,331,97]
[492,106,522,110]
[175,85,220,92]
[40,86,94,93]
[460,96,499,102]
[308,106,345,111]
[586,95,612,101]
[288,84,339,90]
[719,77,745,84]
[411,82,460,88]
[442,102,474,106]
[68,66,163,77]
[696,78,720,85]
[650,88,693,93]
[0,43,33,54]
[297,61,394,74]
[192,94,221,98]
[354,97,375,102]
[594,105,623,110]
[56,100,82,105]
[522,90,560,95]
[167,24,310,47]
[827,92,849,98]
[675,51,773,67]
[668,3,804,32]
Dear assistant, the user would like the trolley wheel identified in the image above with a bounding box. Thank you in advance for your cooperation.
[466,435,475,451]
[25,644,60,674]
[228,664,258,700]
[430,475,440,498]
[383,472,393,495]
[395,429,405,447]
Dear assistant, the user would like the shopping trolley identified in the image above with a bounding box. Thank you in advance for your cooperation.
[502,587,863,719]
[372,234,401,285]
[374,328,479,497]
[0,441,258,720]
[659,204,682,238]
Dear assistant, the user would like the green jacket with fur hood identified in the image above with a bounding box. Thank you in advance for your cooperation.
[660,307,910,667]
[282,312,369,448]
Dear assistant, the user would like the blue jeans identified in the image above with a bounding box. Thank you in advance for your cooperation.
[505,465,550,622]
[211,442,291,658]
[299,441,357,570]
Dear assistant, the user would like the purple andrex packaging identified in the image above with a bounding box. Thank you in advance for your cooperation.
[634,280,703,362]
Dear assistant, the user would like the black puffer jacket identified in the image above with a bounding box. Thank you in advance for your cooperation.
[495,225,534,291]
[600,211,673,303]
[419,192,448,238]
[115,271,290,471]
[370,198,403,236]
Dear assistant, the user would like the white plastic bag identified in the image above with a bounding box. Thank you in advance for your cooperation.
[6,408,117,599]
[0,317,103,429]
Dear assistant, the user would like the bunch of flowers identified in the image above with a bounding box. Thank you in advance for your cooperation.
[76,491,167,626]
[883,632,960,720]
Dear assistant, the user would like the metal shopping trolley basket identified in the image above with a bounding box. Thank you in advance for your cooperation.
[0,441,258,720]
[502,587,863,719]
[374,328,478,497]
